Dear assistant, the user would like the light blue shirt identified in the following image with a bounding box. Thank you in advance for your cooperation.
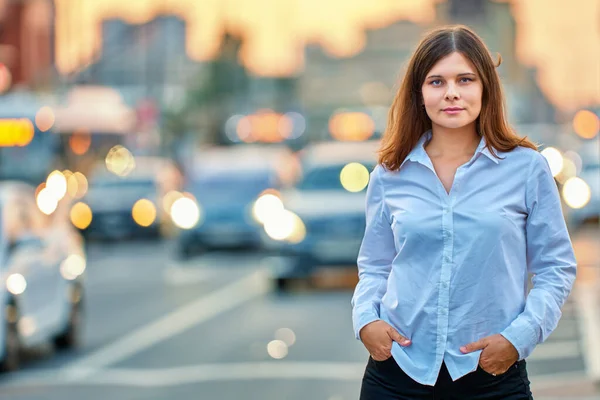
[351,130,577,386]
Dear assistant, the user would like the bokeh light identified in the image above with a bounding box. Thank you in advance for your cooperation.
[340,163,370,192]
[60,254,87,280]
[555,157,577,184]
[163,190,184,214]
[0,63,12,93]
[46,170,68,200]
[329,112,375,141]
[69,132,92,155]
[132,199,157,227]
[252,194,284,224]
[6,273,26,295]
[264,209,304,241]
[171,197,201,229]
[573,110,599,139]
[275,328,297,346]
[73,172,88,198]
[267,340,288,359]
[35,106,55,132]
[563,151,583,175]
[36,188,59,215]
[540,147,564,177]
[70,202,93,229]
[105,145,136,176]
[562,177,591,209]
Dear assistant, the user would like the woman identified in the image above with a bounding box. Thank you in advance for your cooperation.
[352,25,576,399]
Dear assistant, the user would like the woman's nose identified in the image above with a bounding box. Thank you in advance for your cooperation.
[445,85,460,100]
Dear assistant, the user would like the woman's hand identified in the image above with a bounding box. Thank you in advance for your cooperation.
[460,334,519,375]
[359,320,412,361]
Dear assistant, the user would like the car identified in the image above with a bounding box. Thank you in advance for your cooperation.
[568,162,600,229]
[175,145,296,259]
[261,140,379,291]
[78,163,168,240]
[0,181,85,371]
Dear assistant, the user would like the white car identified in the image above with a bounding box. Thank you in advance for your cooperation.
[0,182,85,372]
[262,141,379,291]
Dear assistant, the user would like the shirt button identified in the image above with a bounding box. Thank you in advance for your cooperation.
[443,208,449,214]
[442,282,448,288]
[444,256,451,263]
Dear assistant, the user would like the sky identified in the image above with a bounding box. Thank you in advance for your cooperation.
[54,0,600,111]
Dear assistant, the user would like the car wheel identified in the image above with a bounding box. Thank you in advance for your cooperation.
[0,304,20,373]
[54,285,84,350]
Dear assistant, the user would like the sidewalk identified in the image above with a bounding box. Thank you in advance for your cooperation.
[548,225,600,399]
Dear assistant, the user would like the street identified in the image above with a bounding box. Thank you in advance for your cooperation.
[0,228,598,400]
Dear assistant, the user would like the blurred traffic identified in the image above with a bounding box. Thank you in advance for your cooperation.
[0,0,598,399]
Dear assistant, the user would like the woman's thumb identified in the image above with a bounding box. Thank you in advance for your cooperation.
[388,328,411,346]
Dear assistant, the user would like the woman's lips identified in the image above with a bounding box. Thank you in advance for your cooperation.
[443,108,464,115]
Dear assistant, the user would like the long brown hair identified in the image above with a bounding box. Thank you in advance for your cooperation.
[379,25,537,171]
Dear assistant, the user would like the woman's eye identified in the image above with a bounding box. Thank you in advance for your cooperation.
[460,77,473,83]
[430,80,442,86]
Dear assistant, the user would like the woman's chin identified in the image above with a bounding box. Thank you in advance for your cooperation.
[432,119,476,131]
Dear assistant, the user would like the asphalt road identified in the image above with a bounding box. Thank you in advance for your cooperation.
[0,227,598,400]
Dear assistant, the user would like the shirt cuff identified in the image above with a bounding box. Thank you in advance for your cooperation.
[500,318,539,360]
[353,308,380,341]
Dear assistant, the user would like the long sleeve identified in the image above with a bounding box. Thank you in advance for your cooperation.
[500,152,577,360]
[351,165,397,340]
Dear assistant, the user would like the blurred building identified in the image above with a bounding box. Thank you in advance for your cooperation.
[436,0,557,124]
[79,15,196,107]
[0,0,55,90]
[300,0,557,140]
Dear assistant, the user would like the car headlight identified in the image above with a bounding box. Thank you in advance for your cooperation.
[252,193,284,224]
[60,254,87,280]
[263,210,306,243]
[70,202,93,229]
[132,199,157,227]
[171,197,202,229]
[6,274,27,295]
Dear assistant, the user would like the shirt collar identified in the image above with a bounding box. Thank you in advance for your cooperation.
[401,130,499,168]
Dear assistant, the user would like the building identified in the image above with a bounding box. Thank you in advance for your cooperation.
[0,0,55,91]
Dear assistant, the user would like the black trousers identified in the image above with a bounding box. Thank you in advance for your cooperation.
[360,356,533,400]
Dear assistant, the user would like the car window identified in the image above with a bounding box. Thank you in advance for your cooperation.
[192,171,275,199]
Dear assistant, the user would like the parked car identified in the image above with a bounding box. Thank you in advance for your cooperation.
[262,140,379,291]
[175,145,296,259]
[0,181,85,371]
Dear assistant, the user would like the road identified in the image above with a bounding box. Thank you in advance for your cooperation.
[0,227,598,399]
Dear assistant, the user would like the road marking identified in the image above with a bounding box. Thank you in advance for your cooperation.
[163,264,214,286]
[3,362,596,390]
[62,268,271,380]
[528,340,581,361]
[575,283,600,381]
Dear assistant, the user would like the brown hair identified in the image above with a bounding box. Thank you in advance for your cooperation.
[379,25,537,171]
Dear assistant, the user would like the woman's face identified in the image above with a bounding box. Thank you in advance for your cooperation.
[421,52,483,131]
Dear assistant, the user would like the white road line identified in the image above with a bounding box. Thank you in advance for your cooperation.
[3,362,595,390]
[528,340,581,361]
[5,362,366,388]
[575,284,600,381]
[62,268,271,380]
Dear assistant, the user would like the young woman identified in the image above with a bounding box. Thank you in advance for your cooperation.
[352,25,576,399]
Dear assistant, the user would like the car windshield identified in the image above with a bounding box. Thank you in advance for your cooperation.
[91,179,156,191]
[297,163,375,191]
[192,171,274,199]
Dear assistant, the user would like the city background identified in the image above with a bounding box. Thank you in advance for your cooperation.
[0,0,598,399]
